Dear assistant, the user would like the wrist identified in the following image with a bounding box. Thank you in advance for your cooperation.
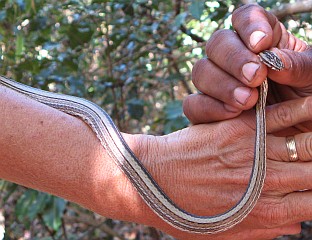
[98,133,161,223]
[120,132,186,234]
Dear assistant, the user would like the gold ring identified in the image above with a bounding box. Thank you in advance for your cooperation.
[285,136,299,162]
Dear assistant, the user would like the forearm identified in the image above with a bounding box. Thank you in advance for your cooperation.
[2,83,307,240]
[0,84,238,239]
[0,84,205,239]
[0,85,149,223]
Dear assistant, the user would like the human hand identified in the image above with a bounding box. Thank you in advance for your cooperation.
[134,97,312,239]
[183,4,312,130]
[1,75,311,240]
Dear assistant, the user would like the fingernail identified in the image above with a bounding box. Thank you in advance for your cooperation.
[242,62,260,82]
[250,31,266,48]
[234,87,252,105]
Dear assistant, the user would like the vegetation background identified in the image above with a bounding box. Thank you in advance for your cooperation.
[0,0,311,239]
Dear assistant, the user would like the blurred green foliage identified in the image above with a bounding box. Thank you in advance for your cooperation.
[0,0,311,239]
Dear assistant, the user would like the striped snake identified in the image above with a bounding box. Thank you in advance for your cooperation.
[0,50,283,233]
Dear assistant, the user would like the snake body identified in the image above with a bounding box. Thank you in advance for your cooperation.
[0,51,282,233]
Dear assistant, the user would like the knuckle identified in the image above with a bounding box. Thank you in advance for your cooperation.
[256,199,288,228]
[243,145,257,161]
[301,134,312,160]
[182,95,201,124]
[292,52,306,80]
[285,50,312,83]
[264,166,284,191]
[302,96,312,113]
[233,3,259,16]
[281,197,300,224]
[265,165,298,196]
[192,59,207,87]
[205,29,231,56]
[182,97,192,119]
[273,104,294,127]
[232,4,263,28]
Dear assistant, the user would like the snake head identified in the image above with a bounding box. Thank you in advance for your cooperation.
[259,50,284,71]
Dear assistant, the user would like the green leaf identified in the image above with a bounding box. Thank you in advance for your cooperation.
[189,0,205,20]
[27,192,49,221]
[164,117,189,134]
[0,10,6,21]
[164,100,184,120]
[127,99,144,120]
[164,101,189,134]
[26,0,36,14]
[42,197,67,231]
[174,12,187,27]
[15,190,66,231]
[1,182,18,203]
[68,25,95,49]
[210,5,229,22]
[15,189,38,220]
[15,33,24,57]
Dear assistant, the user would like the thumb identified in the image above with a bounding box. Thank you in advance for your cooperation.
[267,47,312,89]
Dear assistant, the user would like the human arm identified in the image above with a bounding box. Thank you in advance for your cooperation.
[1,84,312,239]
[183,4,312,128]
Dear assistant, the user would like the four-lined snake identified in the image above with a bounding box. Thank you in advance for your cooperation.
[0,50,283,233]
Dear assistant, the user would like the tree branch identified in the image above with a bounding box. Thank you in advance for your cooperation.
[176,1,312,42]
[174,0,205,43]
[64,206,126,240]
[270,0,312,19]
[175,0,181,15]
[180,25,205,43]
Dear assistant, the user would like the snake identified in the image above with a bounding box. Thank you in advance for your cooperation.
[0,50,283,234]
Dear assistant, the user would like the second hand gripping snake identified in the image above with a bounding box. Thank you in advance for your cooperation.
[0,50,283,234]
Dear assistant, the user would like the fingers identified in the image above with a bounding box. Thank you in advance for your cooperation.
[266,96,312,133]
[231,4,312,89]
[232,4,281,53]
[167,224,300,240]
[232,224,301,240]
[256,188,312,229]
[268,133,312,163]
[206,30,267,87]
[258,165,312,227]
[266,159,312,193]
[266,48,312,89]
[190,28,268,123]
[277,23,309,51]
[232,4,309,53]
[192,58,259,109]
[265,96,312,163]
[284,191,312,224]
[183,93,242,124]
[185,90,312,126]
[186,4,311,125]
[266,134,312,192]
[293,133,312,161]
